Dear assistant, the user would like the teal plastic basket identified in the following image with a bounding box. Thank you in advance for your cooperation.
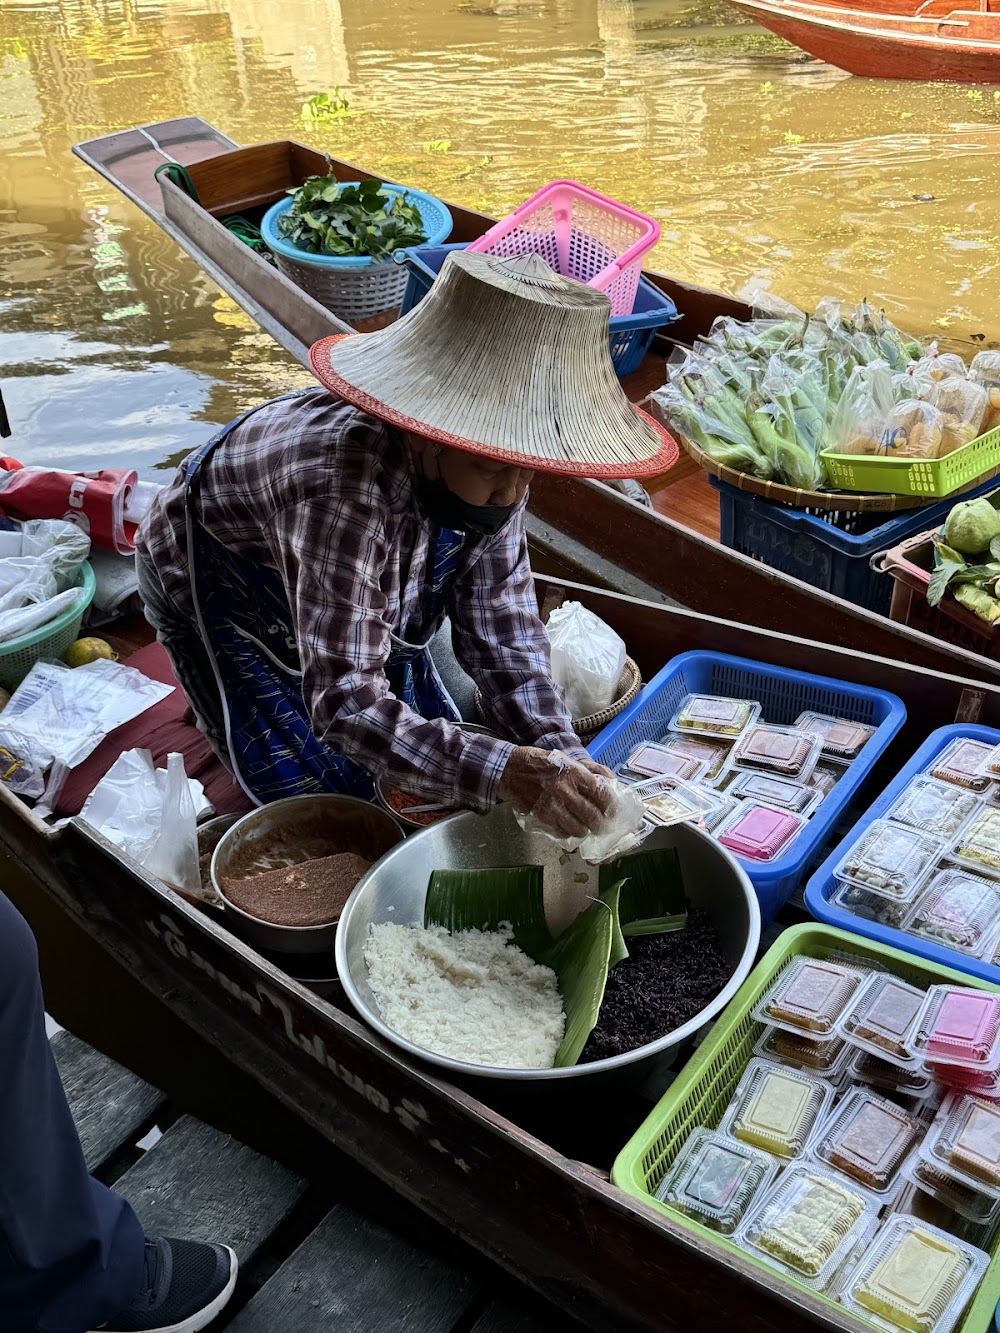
[0,561,96,691]
[613,923,1000,1333]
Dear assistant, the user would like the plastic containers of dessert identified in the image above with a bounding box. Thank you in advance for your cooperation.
[887,778,981,842]
[668,693,759,740]
[753,1027,853,1081]
[912,987,1000,1072]
[794,711,876,761]
[905,873,1000,956]
[848,1049,938,1102]
[716,804,805,863]
[735,1164,874,1288]
[952,808,1000,877]
[834,821,941,902]
[727,772,821,815]
[653,1128,778,1234]
[840,1216,989,1333]
[921,1092,1000,1197]
[837,972,927,1067]
[731,725,822,782]
[641,779,725,829]
[621,742,707,783]
[903,1154,1000,1227]
[808,1087,923,1197]
[753,955,867,1040]
[928,738,995,792]
[809,761,845,798]
[654,733,733,784]
[721,1058,834,1159]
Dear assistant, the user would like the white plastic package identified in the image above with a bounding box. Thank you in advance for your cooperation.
[0,658,173,772]
[0,520,91,644]
[546,601,627,719]
[514,762,647,864]
[81,750,208,901]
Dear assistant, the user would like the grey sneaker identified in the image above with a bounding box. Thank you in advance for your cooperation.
[91,1236,238,1333]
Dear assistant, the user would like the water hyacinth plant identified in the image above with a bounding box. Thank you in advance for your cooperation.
[278,171,428,260]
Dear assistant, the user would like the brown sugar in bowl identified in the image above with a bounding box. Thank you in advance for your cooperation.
[211,794,403,955]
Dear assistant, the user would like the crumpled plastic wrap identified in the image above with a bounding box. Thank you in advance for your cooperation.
[514,759,647,864]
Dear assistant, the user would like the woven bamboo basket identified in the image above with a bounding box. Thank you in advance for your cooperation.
[678,432,1000,515]
[475,656,642,745]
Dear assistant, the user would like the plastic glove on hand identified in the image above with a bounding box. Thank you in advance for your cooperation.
[498,747,613,840]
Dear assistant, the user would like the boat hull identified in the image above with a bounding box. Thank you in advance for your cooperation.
[730,0,1000,82]
[10,576,1000,1332]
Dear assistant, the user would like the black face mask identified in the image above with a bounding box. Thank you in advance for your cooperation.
[415,477,518,538]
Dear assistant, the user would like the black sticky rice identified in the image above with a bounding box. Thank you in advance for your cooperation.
[580,909,732,1063]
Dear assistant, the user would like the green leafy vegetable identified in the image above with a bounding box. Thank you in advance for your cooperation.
[278,170,427,259]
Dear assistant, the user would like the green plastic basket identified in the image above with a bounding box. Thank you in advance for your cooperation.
[820,423,1000,498]
[0,561,96,692]
[612,923,1000,1333]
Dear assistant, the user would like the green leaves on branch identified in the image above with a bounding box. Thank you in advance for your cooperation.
[279,171,427,259]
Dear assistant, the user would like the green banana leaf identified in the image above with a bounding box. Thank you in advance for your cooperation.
[539,881,622,1066]
[600,848,688,937]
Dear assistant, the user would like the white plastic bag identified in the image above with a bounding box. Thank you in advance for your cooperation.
[81,750,208,901]
[514,766,647,864]
[546,602,626,719]
[0,659,173,771]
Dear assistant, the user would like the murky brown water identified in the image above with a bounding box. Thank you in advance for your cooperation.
[2,0,1000,477]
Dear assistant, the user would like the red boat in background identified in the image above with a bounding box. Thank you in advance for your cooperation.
[728,0,1000,81]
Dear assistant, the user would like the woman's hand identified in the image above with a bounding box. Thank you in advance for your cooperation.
[498,747,614,839]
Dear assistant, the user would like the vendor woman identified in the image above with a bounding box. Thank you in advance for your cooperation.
[136,251,676,838]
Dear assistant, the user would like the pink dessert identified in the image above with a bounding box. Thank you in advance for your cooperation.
[718,804,802,862]
[921,988,1000,1068]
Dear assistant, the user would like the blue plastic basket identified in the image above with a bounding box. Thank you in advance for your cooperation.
[262,186,453,268]
[399,242,680,378]
[712,474,1000,616]
[806,723,1000,985]
[588,651,907,924]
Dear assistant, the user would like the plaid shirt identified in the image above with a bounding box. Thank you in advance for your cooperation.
[137,389,585,809]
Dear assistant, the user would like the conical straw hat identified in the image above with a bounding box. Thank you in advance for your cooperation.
[309,250,678,478]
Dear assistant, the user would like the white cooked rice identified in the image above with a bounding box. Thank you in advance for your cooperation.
[364,922,565,1069]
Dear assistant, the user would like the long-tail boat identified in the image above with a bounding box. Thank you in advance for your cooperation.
[72,118,1000,685]
[8,570,1000,1333]
[727,0,1000,83]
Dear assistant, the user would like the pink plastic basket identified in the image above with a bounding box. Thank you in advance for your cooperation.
[466,180,659,316]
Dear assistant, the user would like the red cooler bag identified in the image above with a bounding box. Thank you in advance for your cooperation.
[0,462,139,554]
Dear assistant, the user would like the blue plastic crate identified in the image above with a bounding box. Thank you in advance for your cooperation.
[588,650,906,925]
[712,474,1000,616]
[806,723,1000,985]
[399,243,680,378]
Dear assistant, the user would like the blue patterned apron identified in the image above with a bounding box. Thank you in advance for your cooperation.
[183,393,464,806]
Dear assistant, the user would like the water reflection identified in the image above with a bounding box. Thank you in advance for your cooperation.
[1,0,999,474]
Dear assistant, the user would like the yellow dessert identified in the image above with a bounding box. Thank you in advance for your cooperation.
[855,1228,966,1332]
[754,1173,865,1277]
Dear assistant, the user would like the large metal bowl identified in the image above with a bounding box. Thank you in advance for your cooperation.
[336,805,761,1084]
[212,795,403,955]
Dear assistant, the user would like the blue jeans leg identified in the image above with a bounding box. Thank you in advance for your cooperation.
[0,891,145,1333]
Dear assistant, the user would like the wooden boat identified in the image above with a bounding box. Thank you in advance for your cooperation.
[726,0,1000,83]
[72,118,1000,687]
[8,574,1000,1333]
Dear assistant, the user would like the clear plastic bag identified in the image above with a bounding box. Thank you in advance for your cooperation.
[970,351,1000,434]
[0,519,92,642]
[81,750,207,901]
[936,378,989,454]
[546,601,626,718]
[0,659,173,771]
[826,361,895,455]
[879,399,947,460]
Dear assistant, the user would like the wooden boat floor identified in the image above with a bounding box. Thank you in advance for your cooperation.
[56,1026,606,1333]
